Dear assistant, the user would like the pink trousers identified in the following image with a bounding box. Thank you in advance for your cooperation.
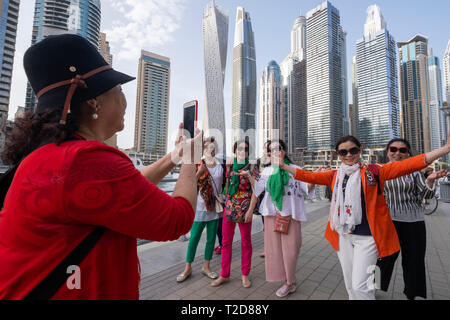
[220,217,252,278]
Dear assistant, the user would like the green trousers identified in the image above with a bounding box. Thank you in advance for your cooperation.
[186,219,219,263]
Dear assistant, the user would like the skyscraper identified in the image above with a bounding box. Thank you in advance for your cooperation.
[202,0,228,154]
[306,1,345,150]
[232,7,256,151]
[280,14,307,153]
[443,40,450,103]
[25,0,101,111]
[0,0,19,153]
[339,26,350,136]
[259,61,282,156]
[427,53,444,151]
[134,50,170,156]
[398,35,431,154]
[355,5,399,148]
[0,0,19,126]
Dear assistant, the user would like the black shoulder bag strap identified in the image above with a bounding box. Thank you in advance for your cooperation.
[24,226,106,300]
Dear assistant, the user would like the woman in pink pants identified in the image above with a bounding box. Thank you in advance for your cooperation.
[211,140,255,288]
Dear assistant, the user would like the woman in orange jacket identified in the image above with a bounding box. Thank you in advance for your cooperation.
[278,133,450,300]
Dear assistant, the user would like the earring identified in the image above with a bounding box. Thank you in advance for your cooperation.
[92,113,99,120]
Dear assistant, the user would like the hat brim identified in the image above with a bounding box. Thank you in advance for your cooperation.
[36,68,135,114]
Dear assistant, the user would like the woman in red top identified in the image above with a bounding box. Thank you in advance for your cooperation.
[0,34,200,299]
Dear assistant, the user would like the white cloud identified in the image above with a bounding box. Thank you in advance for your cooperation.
[104,0,187,61]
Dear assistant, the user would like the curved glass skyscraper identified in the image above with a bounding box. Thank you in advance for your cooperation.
[232,7,256,153]
[25,0,101,111]
[202,0,228,155]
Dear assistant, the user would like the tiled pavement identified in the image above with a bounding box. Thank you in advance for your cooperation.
[138,200,450,300]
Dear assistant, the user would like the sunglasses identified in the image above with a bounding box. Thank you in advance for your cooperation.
[337,147,360,156]
[270,145,283,152]
[204,144,215,150]
[389,146,409,154]
[237,146,249,152]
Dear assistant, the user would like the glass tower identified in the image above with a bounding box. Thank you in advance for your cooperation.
[202,0,228,155]
[134,50,170,156]
[232,6,256,154]
[25,0,101,111]
[355,5,399,148]
[443,40,450,104]
[306,1,345,150]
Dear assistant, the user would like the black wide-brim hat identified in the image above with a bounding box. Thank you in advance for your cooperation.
[24,33,135,116]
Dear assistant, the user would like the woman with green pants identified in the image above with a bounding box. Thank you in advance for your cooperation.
[176,137,223,282]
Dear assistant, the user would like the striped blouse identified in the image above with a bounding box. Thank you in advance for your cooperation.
[383,171,435,222]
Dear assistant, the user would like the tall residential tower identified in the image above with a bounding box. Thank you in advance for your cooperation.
[259,61,282,156]
[355,5,399,148]
[280,14,307,154]
[134,50,170,156]
[398,35,431,154]
[232,6,256,152]
[306,1,345,150]
[0,0,20,152]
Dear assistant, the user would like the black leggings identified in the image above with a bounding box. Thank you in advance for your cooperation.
[377,220,427,299]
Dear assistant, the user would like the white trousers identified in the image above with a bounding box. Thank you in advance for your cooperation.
[336,234,379,300]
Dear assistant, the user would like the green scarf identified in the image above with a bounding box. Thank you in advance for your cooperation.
[267,158,291,211]
[226,157,249,197]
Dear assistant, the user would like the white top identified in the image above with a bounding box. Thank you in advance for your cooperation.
[254,164,315,222]
[195,161,223,221]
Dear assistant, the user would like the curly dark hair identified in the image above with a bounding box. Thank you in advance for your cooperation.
[1,107,81,166]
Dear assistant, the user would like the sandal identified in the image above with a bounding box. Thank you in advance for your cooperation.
[201,269,218,280]
[242,278,251,288]
[211,277,229,287]
[176,271,191,283]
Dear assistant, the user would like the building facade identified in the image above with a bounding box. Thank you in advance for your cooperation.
[99,32,112,65]
[350,56,359,137]
[134,50,170,156]
[25,0,101,111]
[202,0,228,155]
[259,61,282,157]
[306,1,345,150]
[355,5,399,148]
[280,15,307,154]
[398,34,431,154]
[232,6,256,153]
[0,0,19,153]
[443,40,450,104]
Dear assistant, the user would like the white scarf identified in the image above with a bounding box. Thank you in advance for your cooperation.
[329,161,363,235]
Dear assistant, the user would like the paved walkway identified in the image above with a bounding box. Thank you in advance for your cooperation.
[138,200,450,300]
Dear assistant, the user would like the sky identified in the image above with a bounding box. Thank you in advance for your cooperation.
[8,0,450,153]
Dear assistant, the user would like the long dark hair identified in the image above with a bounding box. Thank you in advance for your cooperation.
[2,107,81,166]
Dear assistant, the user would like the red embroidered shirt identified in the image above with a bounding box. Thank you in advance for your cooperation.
[0,139,194,299]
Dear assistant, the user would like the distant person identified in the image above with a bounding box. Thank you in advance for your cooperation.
[377,138,447,300]
[211,140,255,288]
[279,133,450,300]
[176,137,223,282]
[244,140,315,298]
[0,34,201,299]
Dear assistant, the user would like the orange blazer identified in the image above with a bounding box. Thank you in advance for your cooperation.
[294,154,428,258]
